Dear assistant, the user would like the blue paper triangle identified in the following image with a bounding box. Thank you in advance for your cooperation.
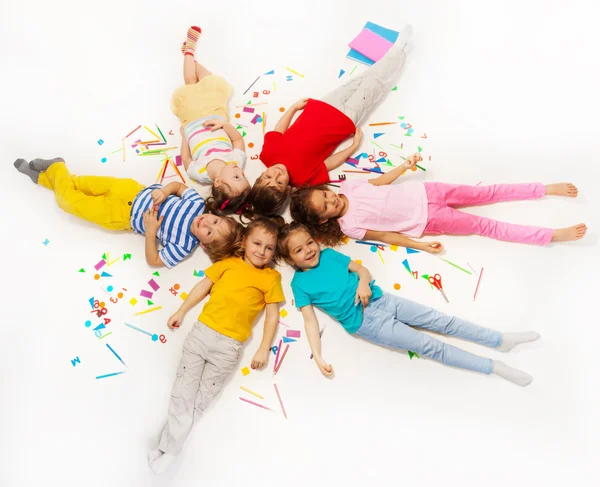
[368,167,383,174]
[401,259,412,274]
[100,271,112,277]
[264,70,275,75]
[375,157,386,163]
[338,69,345,78]
[282,337,297,344]
[89,297,95,309]
[373,133,385,139]
[406,247,420,254]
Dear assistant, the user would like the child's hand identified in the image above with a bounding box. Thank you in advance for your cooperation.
[143,208,164,234]
[352,128,363,148]
[292,98,309,111]
[251,347,269,370]
[421,241,444,254]
[354,280,372,308]
[180,125,186,136]
[167,310,185,329]
[404,152,422,170]
[202,119,226,131]
[151,189,167,206]
[315,357,334,377]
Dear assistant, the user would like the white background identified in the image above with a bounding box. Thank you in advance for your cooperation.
[1,1,600,486]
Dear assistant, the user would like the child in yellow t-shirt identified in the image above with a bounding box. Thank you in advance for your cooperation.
[147,217,285,475]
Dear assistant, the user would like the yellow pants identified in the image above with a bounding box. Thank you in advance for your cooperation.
[38,162,145,231]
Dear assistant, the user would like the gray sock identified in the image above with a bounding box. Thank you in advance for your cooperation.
[14,158,40,183]
[497,331,540,352]
[492,361,533,387]
[29,157,64,171]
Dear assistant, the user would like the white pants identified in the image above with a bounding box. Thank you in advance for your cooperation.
[158,322,242,454]
[320,42,407,126]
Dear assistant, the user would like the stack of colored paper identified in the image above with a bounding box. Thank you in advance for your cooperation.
[347,22,400,66]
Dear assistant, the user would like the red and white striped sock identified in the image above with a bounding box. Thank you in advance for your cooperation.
[183,26,201,55]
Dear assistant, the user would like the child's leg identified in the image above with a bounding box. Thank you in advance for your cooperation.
[368,293,503,348]
[425,182,547,208]
[425,205,555,245]
[37,162,133,230]
[358,302,494,374]
[182,26,204,85]
[153,324,240,474]
[155,324,208,456]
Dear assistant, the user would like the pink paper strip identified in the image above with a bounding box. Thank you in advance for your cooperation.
[250,114,260,125]
[175,155,182,166]
[286,329,301,338]
[243,106,255,113]
[94,259,106,270]
[148,279,159,291]
[348,28,394,62]
[140,290,153,299]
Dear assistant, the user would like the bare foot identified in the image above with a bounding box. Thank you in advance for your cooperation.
[545,183,578,197]
[551,224,587,242]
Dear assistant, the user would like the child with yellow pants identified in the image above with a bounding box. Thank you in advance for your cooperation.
[14,157,243,268]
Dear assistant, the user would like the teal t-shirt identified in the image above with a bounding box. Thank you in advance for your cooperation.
[291,248,383,334]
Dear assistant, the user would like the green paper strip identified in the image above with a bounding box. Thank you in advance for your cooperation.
[390,144,403,149]
[156,124,166,143]
[370,141,384,149]
[415,164,426,171]
[440,258,472,275]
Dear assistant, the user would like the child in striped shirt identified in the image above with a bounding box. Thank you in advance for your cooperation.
[172,26,250,214]
[14,158,244,268]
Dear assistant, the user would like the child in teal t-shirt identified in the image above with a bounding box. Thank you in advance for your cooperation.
[291,247,382,334]
[279,222,540,387]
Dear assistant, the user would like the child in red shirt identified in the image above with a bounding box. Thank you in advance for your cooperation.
[241,25,413,219]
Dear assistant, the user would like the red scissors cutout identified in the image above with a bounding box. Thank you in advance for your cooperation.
[428,273,449,303]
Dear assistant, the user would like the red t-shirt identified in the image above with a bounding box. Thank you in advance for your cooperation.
[259,99,356,187]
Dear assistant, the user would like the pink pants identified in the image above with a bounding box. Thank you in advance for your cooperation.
[423,183,553,246]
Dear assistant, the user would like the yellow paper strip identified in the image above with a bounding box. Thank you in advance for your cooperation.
[285,67,305,78]
[240,386,264,399]
[144,126,161,140]
[134,306,162,316]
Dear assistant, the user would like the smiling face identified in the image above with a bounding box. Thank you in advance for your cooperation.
[191,214,230,245]
[308,189,347,222]
[243,226,277,268]
[258,164,290,193]
[214,164,250,197]
[285,230,321,270]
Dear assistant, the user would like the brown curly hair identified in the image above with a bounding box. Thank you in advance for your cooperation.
[242,179,289,219]
[205,183,250,215]
[277,221,313,264]
[202,215,245,262]
[244,215,286,264]
[289,185,345,246]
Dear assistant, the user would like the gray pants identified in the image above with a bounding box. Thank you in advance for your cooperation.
[320,42,406,126]
[158,322,242,454]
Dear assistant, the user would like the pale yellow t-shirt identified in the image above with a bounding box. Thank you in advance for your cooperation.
[199,257,285,342]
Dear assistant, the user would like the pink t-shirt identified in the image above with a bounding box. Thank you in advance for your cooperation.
[338,179,428,239]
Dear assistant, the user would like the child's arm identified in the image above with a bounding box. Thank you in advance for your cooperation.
[201,120,245,151]
[348,260,373,308]
[180,126,193,170]
[324,128,363,171]
[250,302,279,370]
[364,230,444,254]
[301,305,334,376]
[273,98,308,134]
[167,277,214,329]
[368,153,421,186]
[150,182,188,206]
[143,208,164,267]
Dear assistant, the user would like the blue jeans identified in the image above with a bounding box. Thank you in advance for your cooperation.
[356,293,502,374]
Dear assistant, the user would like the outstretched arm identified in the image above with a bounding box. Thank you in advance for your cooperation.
[324,128,363,171]
[364,229,444,254]
[273,98,308,134]
[251,302,279,369]
[301,305,333,376]
[180,126,193,170]
[368,153,421,186]
[167,277,215,329]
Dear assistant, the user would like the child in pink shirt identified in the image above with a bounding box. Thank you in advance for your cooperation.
[290,153,587,251]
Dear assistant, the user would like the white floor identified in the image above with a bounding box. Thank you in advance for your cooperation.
[1,1,600,486]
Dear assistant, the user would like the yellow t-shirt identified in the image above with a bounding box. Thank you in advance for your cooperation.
[199,257,285,342]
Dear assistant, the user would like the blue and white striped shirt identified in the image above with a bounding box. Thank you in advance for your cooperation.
[130,184,206,268]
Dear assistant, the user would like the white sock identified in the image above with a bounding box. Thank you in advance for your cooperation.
[497,331,540,352]
[492,361,533,387]
[148,451,176,475]
[147,449,162,463]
